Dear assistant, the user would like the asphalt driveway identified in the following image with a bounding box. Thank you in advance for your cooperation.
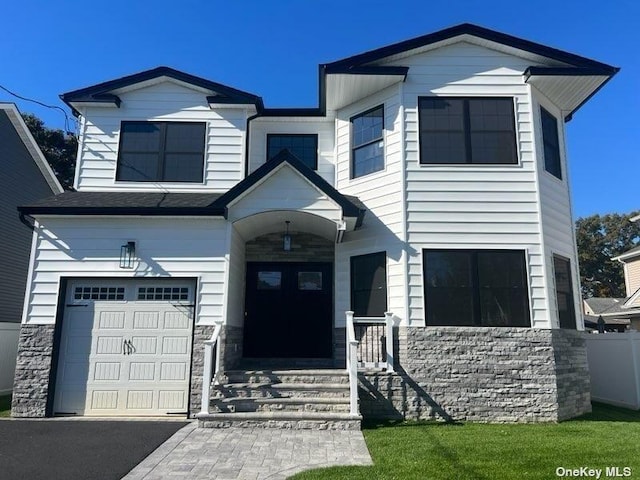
[0,419,188,480]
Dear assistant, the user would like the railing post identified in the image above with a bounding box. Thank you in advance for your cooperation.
[384,312,394,372]
[199,320,223,416]
[346,311,359,415]
[213,320,223,385]
[200,341,213,415]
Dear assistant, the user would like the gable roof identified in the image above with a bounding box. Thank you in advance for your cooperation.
[216,149,366,226]
[0,103,63,194]
[61,66,264,116]
[323,23,618,73]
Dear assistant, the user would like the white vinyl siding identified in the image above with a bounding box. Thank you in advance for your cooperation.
[226,225,246,327]
[532,93,583,329]
[248,118,335,185]
[227,165,343,224]
[335,85,406,325]
[23,217,228,326]
[75,81,248,192]
[391,42,550,327]
[625,260,640,297]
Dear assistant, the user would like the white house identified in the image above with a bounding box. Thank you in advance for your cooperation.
[12,24,618,425]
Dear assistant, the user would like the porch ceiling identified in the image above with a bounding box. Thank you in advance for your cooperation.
[233,210,339,242]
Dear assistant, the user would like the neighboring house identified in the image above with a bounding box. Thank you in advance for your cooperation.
[12,24,618,424]
[0,103,63,395]
[606,223,640,330]
[583,298,630,332]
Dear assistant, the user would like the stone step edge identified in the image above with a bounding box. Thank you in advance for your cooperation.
[196,411,362,421]
[214,382,349,390]
[225,369,347,375]
[212,397,350,405]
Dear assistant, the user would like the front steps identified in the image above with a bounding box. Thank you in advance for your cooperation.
[196,369,361,430]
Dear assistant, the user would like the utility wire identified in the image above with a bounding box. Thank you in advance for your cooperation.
[0,83,75,134]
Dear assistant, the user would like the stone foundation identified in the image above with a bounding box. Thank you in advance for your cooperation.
[11,324,56,417]
[358,327,591,423]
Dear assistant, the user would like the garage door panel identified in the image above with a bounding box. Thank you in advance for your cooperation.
[98,311,126,329]
[91,390,119,410]
[162,337,189,355]
[160,363,187,381]
[95,336,124,354]
[163,311,191,329]
[127,391,154,409]
[129,362,156,381]
[93,362,121,381]
[55,280,195,416]
[133,312,159,329]
[130,336,158,354]
[159,391,186,409]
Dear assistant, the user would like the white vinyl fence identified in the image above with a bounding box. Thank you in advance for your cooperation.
[0,322,20,395]
[585,332,640,410]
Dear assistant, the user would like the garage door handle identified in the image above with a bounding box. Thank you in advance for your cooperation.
[123,339,136,356]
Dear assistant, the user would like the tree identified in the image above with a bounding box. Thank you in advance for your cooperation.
[576,211,640,298]
[21,113,77,190]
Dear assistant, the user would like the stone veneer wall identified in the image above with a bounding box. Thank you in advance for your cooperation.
[358,327,591,423]
[245,232,334,263]
[551,329,591,421]
[12,324,56,417]
[190,325,244,417]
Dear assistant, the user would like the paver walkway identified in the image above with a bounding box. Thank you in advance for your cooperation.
[123,423,373,480]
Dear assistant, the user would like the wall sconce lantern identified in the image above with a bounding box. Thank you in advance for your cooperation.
[120,241,136,269]
[283,221,292,251]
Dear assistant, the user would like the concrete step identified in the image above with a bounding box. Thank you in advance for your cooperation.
[223,369,348,385]
[212,382,350,399]
[196,411,362,430]
[210,396,351,414]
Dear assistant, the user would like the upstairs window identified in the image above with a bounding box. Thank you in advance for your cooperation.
[553,256,576,329]
[541,107,562,179]
[267,134,318,170]
[351,105,384,178]
[351,252,387,317]
[116,121,206,182]
[423,249,530,327]
[419,97,518,165]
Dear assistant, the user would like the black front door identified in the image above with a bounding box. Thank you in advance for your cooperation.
[244,262,332,358]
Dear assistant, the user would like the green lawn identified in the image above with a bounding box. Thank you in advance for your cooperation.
[291,403,640,480]
[0,395,11,417]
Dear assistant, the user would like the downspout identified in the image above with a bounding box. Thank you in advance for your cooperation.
[19,212,35,231]
[244,111,261,178]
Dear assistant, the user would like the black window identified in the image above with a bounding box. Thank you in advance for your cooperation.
[351,105,384,178]
[116,122,206,182]
[423,250,530,327]
[553,256,576,329]
[541,107,562,179]
[351,252,387,317]
[419,97,518,165]
[267,134,318,170]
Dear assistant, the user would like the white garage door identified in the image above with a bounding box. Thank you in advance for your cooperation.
[53,279,195,416]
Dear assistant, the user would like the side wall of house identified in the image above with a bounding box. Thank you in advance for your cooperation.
[75,81,248,193]
[388,42,549,328]
[532,90,584,330]
[334,84,407,326]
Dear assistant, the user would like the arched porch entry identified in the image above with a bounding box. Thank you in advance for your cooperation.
[234,211,336,359]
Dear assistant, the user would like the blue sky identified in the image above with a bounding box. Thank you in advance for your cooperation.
[1,0,636,218]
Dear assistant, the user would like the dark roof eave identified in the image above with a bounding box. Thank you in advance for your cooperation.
[323,65,409,78]
[324,23,619,72]
[18,206,226,216]
[61,66,264,114]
